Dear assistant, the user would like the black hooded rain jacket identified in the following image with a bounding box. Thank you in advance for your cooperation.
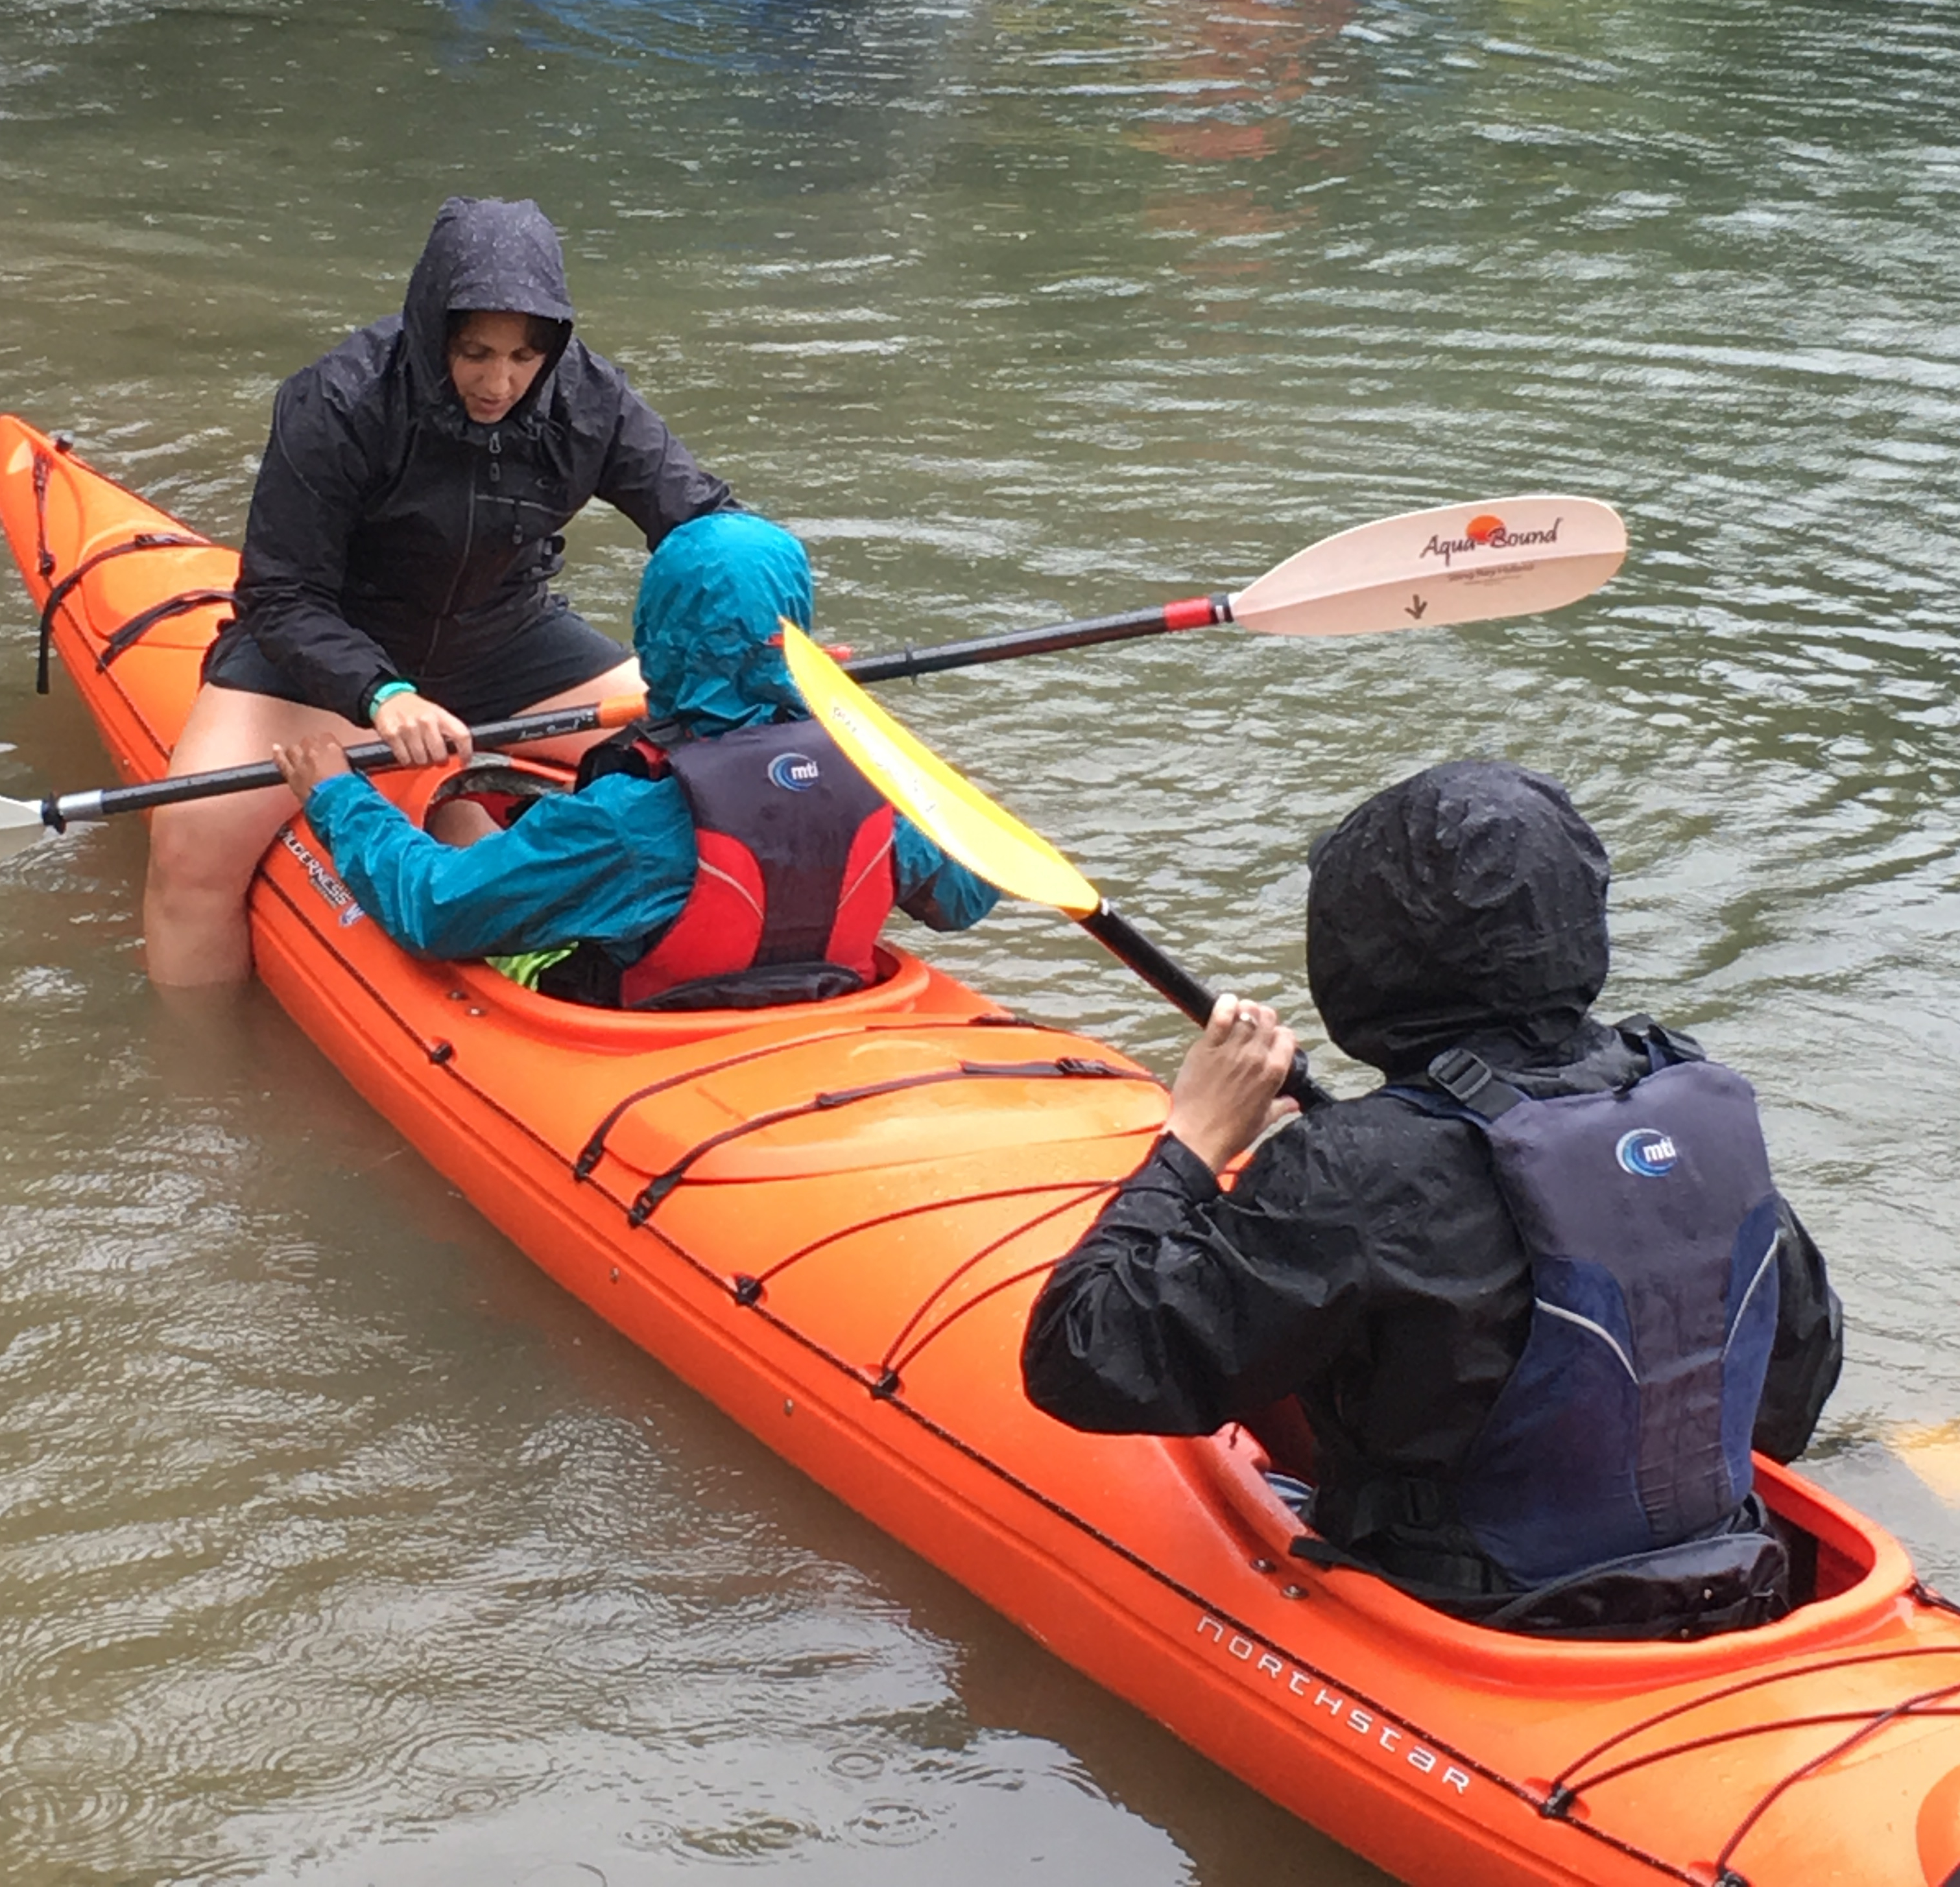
[222,196,733,726]
[1020,763,1843,1590]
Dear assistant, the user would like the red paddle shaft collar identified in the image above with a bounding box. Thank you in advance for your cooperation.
[1163,595,1232,631]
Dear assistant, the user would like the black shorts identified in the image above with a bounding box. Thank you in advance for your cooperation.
[202,603,631,725]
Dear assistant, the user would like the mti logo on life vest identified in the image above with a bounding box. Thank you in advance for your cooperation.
[1616,1129,1679,1178]
[767,752,822,792]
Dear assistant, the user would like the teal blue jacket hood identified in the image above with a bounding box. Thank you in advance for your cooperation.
[632,512,812,735]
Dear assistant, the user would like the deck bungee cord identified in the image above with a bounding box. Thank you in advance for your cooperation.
[865,1187,1125,1378]
[728,1177,1120,1300]
[873,1242,1084,1397]
[33,530,212,692]
[1706,1678,1960,1886]
[27,434,228,702]
[570,1010,1036,1178]
[1550,1637,1960,1799]
[749,1176,1119,1320]
[266,876,1136,1346]
[272,874,1147,1394]
[622,1056,1152,1225]
[93,585,236,672]
[29,436,57,580]
[1542,1636,1960,1873]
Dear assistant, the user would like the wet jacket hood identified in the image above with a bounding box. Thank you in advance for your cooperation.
[632,512,813,736]
[401,196,575,423]
[1306,761,1610,1078]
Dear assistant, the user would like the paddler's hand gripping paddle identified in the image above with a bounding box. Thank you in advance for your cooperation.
[0,693,658,866]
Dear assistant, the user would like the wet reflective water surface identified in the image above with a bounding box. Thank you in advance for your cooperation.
[3,1,1959,1881]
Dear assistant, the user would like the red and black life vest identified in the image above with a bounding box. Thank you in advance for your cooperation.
[538,717,897,1011]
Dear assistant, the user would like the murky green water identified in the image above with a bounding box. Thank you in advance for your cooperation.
[3,1,1959,1881]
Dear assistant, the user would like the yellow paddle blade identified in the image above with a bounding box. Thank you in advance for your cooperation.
[1893,1422,1960,1508]
[781,622,1101,919]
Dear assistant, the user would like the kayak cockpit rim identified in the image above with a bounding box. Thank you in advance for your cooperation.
[1182,1424,1922,1688]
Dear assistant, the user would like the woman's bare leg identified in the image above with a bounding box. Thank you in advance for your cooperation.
[501,656,645,765]
[149,658,640,976]
[425,798,501,847]
[143,684,363,986]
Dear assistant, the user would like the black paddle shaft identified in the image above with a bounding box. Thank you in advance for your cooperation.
[39,700,682,829]
[34,600,1241,831]
[1077,903,1327,1107]
[842,596,1231,684]
[34,602,1236,830]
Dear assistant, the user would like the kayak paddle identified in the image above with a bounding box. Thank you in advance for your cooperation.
[780,623,1330,1105]
[842,493,1626,682]
[4,493,1621,866]
[0,691,655,866]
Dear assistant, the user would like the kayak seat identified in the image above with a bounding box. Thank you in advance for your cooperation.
[425,755,568,830]
[627,960,874,1012]
[1205,1419,1815,1642]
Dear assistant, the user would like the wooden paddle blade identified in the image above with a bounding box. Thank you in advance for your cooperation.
[1230,493,1626,638]
[0,795,51,864]
[781,623,1103,920]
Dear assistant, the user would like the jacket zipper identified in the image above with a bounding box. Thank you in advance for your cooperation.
[429,428,492,669]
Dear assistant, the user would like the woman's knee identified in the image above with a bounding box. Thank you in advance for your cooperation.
[516,659,646,764]
[147,792,291,900]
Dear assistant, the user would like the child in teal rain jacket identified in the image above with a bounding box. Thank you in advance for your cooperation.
[273,513,998,1003]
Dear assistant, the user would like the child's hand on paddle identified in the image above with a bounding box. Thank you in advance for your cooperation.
[272,733,353,803]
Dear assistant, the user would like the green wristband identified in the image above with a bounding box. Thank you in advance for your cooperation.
[367,678,419,721]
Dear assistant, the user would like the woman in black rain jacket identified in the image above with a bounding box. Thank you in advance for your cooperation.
[145,195,734,985]
[1022,762,1843,1637]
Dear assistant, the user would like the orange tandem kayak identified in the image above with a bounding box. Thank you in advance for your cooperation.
[7,411,1960,1887]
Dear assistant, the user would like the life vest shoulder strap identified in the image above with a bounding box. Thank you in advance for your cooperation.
[573,715,678,790]
[1610,1012,1706,1069]
[1385,1017,1705,1124]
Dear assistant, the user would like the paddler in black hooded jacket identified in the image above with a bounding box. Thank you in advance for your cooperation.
[216,195,730,720]
[146,195,734,987]
[1022,762,1843,1633]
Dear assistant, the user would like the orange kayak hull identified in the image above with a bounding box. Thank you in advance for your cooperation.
[9,414,1960,1887]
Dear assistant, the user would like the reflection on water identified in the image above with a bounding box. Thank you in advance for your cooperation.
[3,0,1959,1882]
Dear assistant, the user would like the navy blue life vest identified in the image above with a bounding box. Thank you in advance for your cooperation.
[1378,1028,1784,1591]
[537,718,896,1011]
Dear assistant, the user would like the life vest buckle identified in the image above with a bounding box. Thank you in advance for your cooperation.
[1425,1047,1524,1117]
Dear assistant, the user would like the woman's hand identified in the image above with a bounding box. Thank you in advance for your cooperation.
[372,692,473,768]
[272,733,353,804]
[1164,993,1301,1174]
